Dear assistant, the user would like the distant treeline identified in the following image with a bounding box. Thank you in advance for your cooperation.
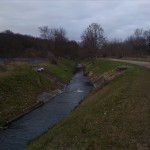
[102,29,150,58]
[0,30,50,58]
[0,30,79,60]
[0,25,150,60]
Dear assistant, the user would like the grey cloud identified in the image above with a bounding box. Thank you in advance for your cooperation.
[0,0,149,41]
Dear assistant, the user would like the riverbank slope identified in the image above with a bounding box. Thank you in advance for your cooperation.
[0,59,75,127]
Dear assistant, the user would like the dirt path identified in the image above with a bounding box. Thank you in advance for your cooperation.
[109,59,150,69]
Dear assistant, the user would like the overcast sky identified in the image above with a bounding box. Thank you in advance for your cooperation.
[0,0,150,41]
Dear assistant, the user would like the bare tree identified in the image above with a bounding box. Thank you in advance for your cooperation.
[53,28,67,41]
[81,23,106,57]
[39,26,67,41]
[143,30,150,53]
[38,26,51,39]
[38,26,68,58]
[134,28,144,39]
[132,28,146,55]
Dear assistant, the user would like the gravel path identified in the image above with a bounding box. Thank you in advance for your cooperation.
[109,59,150,69]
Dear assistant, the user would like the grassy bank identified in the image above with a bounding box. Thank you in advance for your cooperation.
[83,59,128,75]
[44,59,75,82]
[27,59,150,150]
[0,59,75,127]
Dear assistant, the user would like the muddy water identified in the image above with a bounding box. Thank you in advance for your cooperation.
[0,71,93,150]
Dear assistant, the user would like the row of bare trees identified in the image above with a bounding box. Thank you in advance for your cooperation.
[38,23,107,59]
[0,23,149,60]
[79,24,150,58]
[38,26,79,59]
[102,28,150,58]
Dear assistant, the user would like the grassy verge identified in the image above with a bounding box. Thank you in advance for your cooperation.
[83,59,128,75]
[27,59,150,150]
[0,59,75,127]
[44,59,75,82]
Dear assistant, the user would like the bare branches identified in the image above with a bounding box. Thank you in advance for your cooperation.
[38,26,51,39]
[38,26,67,41]
[81,23,106,50]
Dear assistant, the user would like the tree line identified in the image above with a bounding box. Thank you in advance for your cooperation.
[0,30,49,58]
[0,23,150,60]
[102,28,150,58]
[0,29,79,61]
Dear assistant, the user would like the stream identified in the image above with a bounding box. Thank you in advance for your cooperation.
[0,70,93,150]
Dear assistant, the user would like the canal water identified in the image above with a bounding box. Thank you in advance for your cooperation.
[0,71,93,150]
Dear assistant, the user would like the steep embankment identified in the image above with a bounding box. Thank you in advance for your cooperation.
[27,59,150,150]
[0,59,75,127]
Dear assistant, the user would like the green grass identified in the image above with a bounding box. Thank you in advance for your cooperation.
[44,59,75,82]
[0,59,75,126]
[27,59,150,150]
[83,59,128,75]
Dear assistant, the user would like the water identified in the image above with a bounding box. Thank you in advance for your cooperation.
[0,71,93,150]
